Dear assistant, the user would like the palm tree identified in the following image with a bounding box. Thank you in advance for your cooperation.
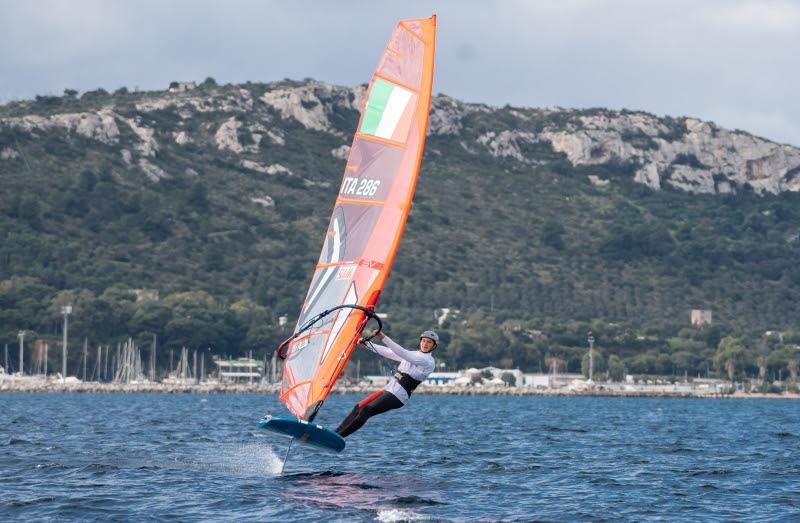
[715,336,747,383]
[545,356,566,377]
[757,356,768,385]
[725,360,736,382]
[787,360,798,384]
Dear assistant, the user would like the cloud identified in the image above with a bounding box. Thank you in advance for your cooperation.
[0,0,798,145]
[699,0,800,33]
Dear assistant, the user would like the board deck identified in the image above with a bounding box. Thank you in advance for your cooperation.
[258,415,346,453]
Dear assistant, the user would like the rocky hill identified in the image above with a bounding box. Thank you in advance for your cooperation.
[3,80,799,196]
[2,79,800,373]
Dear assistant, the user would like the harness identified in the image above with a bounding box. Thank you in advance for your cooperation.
[393,371,422,396]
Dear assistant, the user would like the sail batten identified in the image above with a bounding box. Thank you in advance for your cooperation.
[279,16,436,421]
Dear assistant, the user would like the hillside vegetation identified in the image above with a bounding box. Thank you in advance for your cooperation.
[1,79,799,383]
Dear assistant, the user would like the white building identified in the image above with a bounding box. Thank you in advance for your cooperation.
[132,289,159,302]
[691,309,712,326]
[462,367,523,386]
[425,372,460,385]
[167,81,197,93]
[360,375,391,387]
[692,378,733,392]
[523,374,553,388]
[214,357,263,383]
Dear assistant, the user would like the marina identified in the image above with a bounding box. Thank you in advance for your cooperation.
[1,374,797,399]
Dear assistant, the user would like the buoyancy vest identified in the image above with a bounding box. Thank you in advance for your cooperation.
[393,370,422,396]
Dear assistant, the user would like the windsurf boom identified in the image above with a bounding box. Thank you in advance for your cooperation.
[277,16,437,422]
[276,304,383,361]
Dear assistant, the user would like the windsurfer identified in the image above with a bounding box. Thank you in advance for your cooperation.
[335,330,438,437]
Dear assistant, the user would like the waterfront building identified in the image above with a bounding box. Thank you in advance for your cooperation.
[213,357,263,383]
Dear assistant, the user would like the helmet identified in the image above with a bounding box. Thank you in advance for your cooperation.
[419,330,439,344]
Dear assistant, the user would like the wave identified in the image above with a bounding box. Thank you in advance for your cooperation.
[542,425,589,433]
[392,495,445,506]
[7,437,33,445]
[376,508,430,522]
[199,442,285,476]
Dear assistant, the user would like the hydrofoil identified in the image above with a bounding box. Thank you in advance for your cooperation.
[259,415,345,453]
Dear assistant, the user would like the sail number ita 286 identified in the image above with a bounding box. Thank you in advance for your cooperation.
[340,177,380,197]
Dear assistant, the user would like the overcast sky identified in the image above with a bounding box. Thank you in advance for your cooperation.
[1,0,798,146]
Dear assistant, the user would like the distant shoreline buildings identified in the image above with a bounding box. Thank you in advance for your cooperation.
[691,309,712,327]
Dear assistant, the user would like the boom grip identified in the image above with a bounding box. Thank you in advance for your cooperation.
[276,304,381,360]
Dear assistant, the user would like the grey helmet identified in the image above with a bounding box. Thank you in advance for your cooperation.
[419,330,439,344]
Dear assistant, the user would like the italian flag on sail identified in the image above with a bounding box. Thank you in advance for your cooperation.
[359,78,417,141]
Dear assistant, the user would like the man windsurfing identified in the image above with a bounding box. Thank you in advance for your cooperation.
[335,330,439,437]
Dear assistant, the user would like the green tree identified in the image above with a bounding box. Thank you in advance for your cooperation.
[17,196,40,227]
[714,336,749,381]
[541,220,565,249]
[130,302,172,338]
[671,351,699,375]
[607,354,627,381]
[667,336,706,353]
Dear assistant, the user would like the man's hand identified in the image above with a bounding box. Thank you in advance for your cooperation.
[359,330,383,344]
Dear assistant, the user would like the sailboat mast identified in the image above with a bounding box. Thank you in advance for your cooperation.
[82,337,88,381]
[151,334,157,381]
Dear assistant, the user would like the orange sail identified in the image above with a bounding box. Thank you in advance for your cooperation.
[279,16,437,421]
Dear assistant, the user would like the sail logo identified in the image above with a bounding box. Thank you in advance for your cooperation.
[359,78,417,142]
[294,336,310,351]
[336,265,356,280]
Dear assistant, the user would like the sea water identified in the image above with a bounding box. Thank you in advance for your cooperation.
[1,393,798,521]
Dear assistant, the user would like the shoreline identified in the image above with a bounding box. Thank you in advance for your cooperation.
[1,380,798,400]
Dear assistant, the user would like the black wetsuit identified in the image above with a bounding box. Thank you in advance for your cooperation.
[335,389,404,437]
[335,336,432,437]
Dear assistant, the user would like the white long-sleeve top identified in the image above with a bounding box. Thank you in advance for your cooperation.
[367,335,435,403]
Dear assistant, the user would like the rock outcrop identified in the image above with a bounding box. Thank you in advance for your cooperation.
[173,131,191,145]
[0,110,120,145]
[260,81,364,135]
[251,195,275,208]
[536,114,800,194]
[121,116,158,157]
[2,79,798,196]
[331,145,350,160]
[215,117,243,153]
[240,160,292,176]
[476,130,538,163]
[138,159,168,182]
[1,147,18,160]
[135,87,254,114]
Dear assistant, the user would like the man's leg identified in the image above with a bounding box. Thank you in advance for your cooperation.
[335,390,383,437]
[335,391,381,435]
[335,391,403,437]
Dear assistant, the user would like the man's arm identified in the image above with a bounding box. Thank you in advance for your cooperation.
[363,337,403,362]
[381,335,431,366]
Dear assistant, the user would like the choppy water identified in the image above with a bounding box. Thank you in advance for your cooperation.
[1,393,798,521]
